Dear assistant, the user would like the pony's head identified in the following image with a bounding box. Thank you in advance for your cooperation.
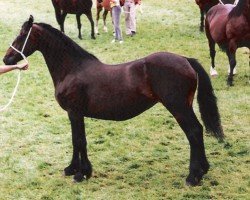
[3,15,38,65]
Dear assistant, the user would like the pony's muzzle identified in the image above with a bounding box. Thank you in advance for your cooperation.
[3,56,17,65]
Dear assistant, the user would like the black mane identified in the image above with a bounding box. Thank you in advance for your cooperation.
[35,23,98,60]
[228,0,247,18]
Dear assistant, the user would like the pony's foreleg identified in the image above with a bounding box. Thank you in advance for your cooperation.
[76,14,83,39]
[103,9,109,32]
[60,12,67,33]
[65,114,92,182]
[200,9,204,32]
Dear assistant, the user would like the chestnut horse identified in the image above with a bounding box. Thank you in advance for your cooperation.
[195,0,234,31]
[51,0,95,39]
[96,0,111,34]
[3,16,224,186]
[205,0,250,85]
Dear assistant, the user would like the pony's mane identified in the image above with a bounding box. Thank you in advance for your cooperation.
[228,0,247,18]
[35,23,98,60]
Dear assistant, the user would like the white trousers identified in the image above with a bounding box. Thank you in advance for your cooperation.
[124,1,136,34]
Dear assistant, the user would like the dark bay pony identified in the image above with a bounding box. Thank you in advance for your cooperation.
[96,0,111,34]
[195,0,234,31]
[3,16,224,186]
[205,0,250,85]
[51,0,95,39]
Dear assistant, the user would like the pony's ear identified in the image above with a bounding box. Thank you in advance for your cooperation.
[28,15,34,27]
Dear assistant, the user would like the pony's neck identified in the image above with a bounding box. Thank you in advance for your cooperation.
[34,24,98,86]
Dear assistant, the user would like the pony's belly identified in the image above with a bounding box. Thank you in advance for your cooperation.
[85,98,157,121]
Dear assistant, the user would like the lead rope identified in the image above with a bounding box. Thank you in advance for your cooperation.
[248,49,250,84]
[218,0,239,5]
[0,27,32,112]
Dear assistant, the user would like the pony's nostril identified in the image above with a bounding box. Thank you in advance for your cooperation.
[3,57,7,64]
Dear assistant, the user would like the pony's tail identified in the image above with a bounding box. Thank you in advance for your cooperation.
[187,58,224,140]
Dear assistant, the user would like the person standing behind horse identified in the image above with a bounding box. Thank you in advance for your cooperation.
[123,0,140,36]
[110,0,124,43]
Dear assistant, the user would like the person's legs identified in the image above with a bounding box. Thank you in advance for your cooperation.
[130,2,136,34]
[124,2,131,35]
[116,6,123,41]
[112,6,123,42]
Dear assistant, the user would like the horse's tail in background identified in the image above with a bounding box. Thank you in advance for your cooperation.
[186,58,224,140]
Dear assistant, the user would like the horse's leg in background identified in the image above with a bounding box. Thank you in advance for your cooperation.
[208,38,217,76]
[65,113,92,182]
[166,103,209,186]
[95,6,102,34]
[76,14,83,39]
[103,9,109,32]
[60,12,67,33]
[205,20,218,76]
[200,9,204,32]
[226,47,237,86]
[53,4,62,28]
[85,10,96,39]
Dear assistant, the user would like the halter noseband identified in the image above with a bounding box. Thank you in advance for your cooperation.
[0,27,32,112]
[10,26,33,62]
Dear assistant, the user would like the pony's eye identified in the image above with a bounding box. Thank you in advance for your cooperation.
[17,34,27,40]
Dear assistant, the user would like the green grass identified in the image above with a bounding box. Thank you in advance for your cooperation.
[0,0,249,199]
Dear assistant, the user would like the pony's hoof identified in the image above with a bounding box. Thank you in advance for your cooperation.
[103,26,108,32]
[91,35,96,40]
[227,81,234,87]
[186,175,201,186]
[210,66,218,77]
[73,172,85,182]
[78,36,83,40]
[228,66,237,75]
[64,165,76,176]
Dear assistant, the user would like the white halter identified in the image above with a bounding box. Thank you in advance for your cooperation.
[218,0,239,5]
[0,27,32,112]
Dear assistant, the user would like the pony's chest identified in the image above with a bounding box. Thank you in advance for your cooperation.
[55,76,85,111]
[226,17,250,38]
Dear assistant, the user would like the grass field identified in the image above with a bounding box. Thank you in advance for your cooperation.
[0,0,249,199]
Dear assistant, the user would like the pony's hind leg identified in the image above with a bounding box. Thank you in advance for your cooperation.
[166,103,209,186]
[85,11,96,39]
[65,113,92,182]
[205,21,217,76]
[208,40,217,76]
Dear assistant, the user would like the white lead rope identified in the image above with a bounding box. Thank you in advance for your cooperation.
[218,0,239,5]
[0,27,32,112]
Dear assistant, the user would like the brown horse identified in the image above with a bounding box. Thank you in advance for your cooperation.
[195,0,235,31]
[3,16,224,186]
[205,0,250,85]
[51,0,95,39]
[96,0,111,34]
